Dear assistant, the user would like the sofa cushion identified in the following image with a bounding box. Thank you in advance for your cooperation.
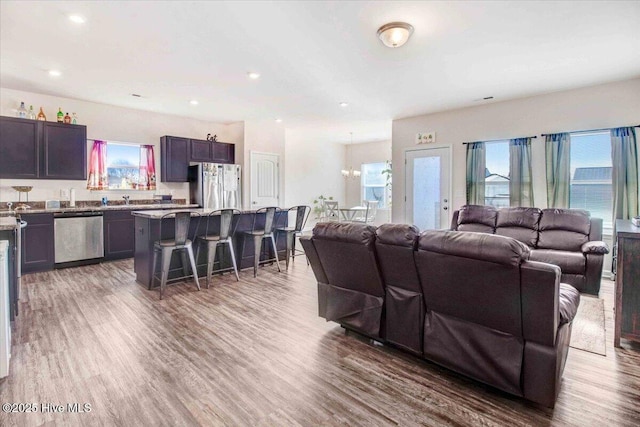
[457,205,497,233]
[313,222,376,245]
[558,283,580,325]
[419,230,530,267]
[529,249,585,274]
[376,223,419,248]
[495,207,542,247]
[538,209,590,251]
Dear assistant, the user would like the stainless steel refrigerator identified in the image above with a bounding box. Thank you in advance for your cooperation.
[189,163,242,210]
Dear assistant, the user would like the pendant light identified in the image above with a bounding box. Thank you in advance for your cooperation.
[341,132,361,179]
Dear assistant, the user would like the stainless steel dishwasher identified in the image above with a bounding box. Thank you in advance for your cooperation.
[54,212,104,267]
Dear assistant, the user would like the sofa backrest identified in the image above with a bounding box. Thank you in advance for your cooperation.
[537,209,591,251]
[495,207,542,247]
[415,230,531,395]
[453,205,497,233]
[312,222,384,297]
[416,230,529,336]
[375,223,423,353]
[375,224,421,293]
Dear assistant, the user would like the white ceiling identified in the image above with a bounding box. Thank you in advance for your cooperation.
[1,1,639,144]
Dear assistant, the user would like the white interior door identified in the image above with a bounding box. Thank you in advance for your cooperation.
[405,147,451,230]
[250,152,280,208]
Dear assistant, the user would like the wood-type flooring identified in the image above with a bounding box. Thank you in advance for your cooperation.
[1,259,639,426]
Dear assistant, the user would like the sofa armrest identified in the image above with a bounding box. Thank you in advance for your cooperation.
[559,283,580,324]
[521,261,560,347]
[581,240,609,255]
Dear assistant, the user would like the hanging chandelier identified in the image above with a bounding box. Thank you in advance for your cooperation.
[341,132,361,178]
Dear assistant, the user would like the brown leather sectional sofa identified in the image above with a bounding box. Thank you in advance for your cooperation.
[451,205,609,295]
[301,222,581,408]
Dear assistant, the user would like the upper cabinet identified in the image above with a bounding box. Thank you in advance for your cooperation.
[0,116,87,180]
[161,135,236,182]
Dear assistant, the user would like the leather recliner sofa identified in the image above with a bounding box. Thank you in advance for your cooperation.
[450,205,609,295]
[300,222,580,408]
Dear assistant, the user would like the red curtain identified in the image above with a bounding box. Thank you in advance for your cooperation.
[86,140,108,190]
[139,145,156,190]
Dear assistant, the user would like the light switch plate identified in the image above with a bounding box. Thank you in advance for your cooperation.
[416,132,436,144]
[60,189,70,199]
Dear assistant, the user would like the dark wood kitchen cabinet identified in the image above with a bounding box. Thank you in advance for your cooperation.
[0,116,87,180]
[161,135,236,182]
[0,116,40,179]
[103,210,135,260]
[41,122,87,180]
[20,213,55,274]
[161,136,190,182]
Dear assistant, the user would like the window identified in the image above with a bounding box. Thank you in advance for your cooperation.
[361,162,390,208]
[484,140,510,208]
[106,143,141,190]
[569,132,613,232]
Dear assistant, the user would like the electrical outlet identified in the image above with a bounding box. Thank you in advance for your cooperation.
[60,189,70,199]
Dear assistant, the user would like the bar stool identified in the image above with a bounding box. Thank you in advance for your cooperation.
[196,209,241,288]
[276,205,310,269]
[151,211,201,299]
[244,207,282,277]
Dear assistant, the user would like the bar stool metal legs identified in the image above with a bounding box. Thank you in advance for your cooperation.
[151,244,201,300]
[252,234,281,277]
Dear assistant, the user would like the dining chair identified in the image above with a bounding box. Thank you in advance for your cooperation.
[151,211,201,299]
[324,200,340,222]
[243,207,282,277]
[352,200,379,224]
[196,209,241,288]
[276,205,311,269]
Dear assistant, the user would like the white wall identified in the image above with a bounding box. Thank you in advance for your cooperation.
[346,140,392,224]
[242,120,286,209]
[392,78,640,225]
[0,87,243,203]
[284,129,345,225]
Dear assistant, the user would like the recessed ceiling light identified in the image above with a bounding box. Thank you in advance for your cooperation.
[68,14,86,24]
[48,70,61,77]
[275,118,282,123]
[247,72,260,80]
[190,100,199,105]
[339,102,349,107]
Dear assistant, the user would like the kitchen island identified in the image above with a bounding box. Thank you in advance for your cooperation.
[132,209,289,288]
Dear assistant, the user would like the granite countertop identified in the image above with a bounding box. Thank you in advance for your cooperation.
[0,217,18,231]
[0,204,200,217]
[131,208,265,219]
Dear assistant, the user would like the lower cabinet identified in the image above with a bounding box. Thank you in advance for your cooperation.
[103,211,135,260]
[21,213,55,274]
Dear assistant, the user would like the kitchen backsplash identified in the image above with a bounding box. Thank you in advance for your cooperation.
[0,198,188,211]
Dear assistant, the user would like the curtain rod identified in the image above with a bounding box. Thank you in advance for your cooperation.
[541,124,640,137]
[462,136,537,145]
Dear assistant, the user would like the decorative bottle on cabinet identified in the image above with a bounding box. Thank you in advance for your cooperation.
[72,113,77,124]
[37,107,47,121]
[28,105,36,120]
[63,112,71,124]
[57,108,64,122]
[17,102,27,118]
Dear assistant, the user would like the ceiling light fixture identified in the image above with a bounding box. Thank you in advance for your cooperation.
[377,22,414,48]
[48,70,61,77]
[190,100,199,105]
[275,118,282,123]
[341,132,361,179]
[247,72,260,80]
[68,14,86,24]
[339,102,349,107]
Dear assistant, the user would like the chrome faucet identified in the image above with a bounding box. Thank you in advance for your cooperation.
[123,195,130,205]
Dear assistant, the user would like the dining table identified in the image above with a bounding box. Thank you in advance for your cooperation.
[339,207,367,222]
